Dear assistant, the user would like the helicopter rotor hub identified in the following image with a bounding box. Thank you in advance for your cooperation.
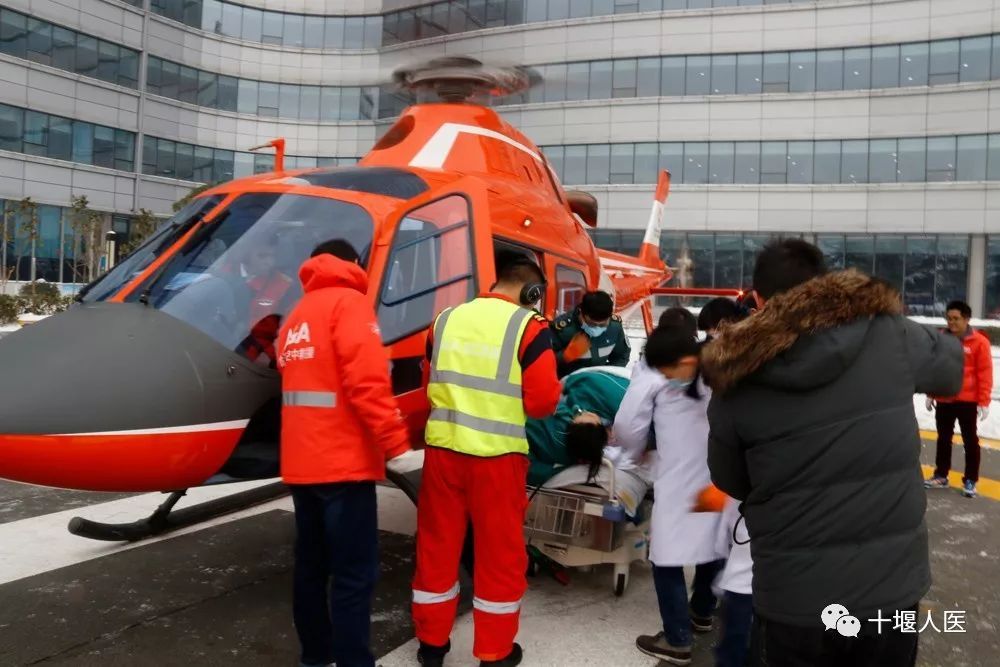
[392,56,535,102]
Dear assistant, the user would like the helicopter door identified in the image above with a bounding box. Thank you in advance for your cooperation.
[377,194,475,347]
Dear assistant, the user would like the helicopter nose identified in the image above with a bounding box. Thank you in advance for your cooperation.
[0,302,277,491]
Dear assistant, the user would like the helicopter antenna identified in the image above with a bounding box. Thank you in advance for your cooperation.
[392,56,536,104]
[249,137,286,172]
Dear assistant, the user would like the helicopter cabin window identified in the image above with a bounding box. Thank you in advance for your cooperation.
[378,195,474,344]
[556,265,587,315]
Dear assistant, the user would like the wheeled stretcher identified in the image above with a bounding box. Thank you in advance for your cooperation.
[524,459,652,596]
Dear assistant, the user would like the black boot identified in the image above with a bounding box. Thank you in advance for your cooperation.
[417,639,451,667]
[479,642,523,667]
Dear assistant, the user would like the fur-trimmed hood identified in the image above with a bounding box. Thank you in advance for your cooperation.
[701,270,903,394]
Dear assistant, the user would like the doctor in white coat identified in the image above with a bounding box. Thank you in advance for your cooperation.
[615,326,725,667]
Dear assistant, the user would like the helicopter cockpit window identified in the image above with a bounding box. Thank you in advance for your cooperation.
[378,195,474,344]
[124,193,373,365]
[79,196,224,303]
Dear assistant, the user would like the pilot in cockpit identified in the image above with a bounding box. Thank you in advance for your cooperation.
[236,239,294,367]
[240,242,294,324]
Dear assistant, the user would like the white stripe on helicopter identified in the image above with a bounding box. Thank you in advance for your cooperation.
[599,258,661,273]
[409,123,543,169]
[53,419,250,437]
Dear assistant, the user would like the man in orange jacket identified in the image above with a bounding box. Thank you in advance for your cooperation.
[413,256,561,667]
[926,300,995,498]
[278,238,422,667]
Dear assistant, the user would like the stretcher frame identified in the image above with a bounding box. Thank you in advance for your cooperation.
[524,459,651,596]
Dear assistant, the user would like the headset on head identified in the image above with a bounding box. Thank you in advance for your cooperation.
[520,280,545,307]
[496,257,547,307]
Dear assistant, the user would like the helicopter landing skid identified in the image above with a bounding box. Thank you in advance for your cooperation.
[67,481,289,542]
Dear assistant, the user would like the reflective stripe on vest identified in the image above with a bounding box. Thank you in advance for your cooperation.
[283,391,337,408]
[472,596,522,615]
[412,581,460,605]
[427,408,527,439]
[425,299,533,457]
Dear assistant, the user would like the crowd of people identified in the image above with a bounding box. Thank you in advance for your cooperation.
[273,236,992,667]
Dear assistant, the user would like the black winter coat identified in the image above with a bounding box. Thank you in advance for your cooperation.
[701,270,963,628]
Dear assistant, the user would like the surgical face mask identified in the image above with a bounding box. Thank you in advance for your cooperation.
[665,378,693,391]
[581,323,607,338]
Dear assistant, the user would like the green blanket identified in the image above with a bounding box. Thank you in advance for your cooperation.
[525,368,630,486]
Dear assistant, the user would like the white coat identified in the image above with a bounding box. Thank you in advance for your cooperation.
[614,364,723,567]
[715,497,753,596]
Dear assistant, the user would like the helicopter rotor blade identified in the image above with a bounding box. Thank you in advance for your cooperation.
[378,56,542,104]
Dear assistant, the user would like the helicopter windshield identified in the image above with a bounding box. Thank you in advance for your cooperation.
[79,196,225,303]
[123,192,373,365]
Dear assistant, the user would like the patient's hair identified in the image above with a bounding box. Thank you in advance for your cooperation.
[566,421,608,482]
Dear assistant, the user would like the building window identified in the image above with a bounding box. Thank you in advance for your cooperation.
[927,136,957,182]
[987,237,1000,317]
[762,52,789,92]
[737,53,763,94]
[898,138,926,182]
[789,51,816,92]
[0,103,134,171]
[872,45,900,88]
[709,142,735,184]
[0,8,140,89]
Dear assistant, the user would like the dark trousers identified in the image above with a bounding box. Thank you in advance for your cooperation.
[715,591,754,667]
[749,606,918,667]
[934,401,980,483]
[290,482,378,667]
[653,560,725,648]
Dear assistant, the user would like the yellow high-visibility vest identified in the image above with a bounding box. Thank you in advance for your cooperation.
[425,297,534,457]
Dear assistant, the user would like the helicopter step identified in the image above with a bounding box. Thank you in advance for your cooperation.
[67,481,289,542]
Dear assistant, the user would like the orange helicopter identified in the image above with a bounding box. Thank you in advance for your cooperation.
[0,58,732,541]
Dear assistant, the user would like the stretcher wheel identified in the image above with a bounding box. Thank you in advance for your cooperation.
[614,568,629,597]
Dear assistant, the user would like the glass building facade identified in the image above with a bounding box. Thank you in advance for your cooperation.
[150,0,383,49]
[146,0,813,50]
[591,230,970,315]
[543,135,1000,186]
[146,57,378,121]
[381,34,1000,116]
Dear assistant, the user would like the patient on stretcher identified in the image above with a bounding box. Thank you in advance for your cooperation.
[525,367,651,516]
